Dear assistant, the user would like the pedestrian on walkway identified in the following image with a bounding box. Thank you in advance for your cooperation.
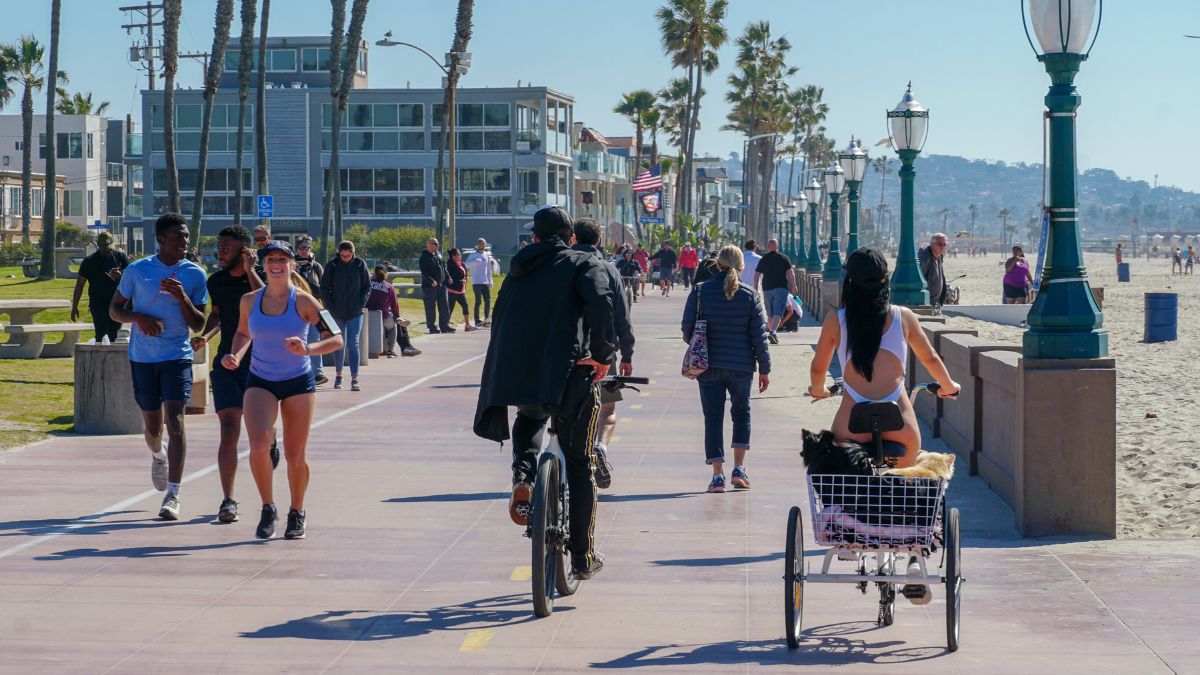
[222,241,344,540]
[678,241,699,289]
[739,239,762,291]
[682,245,771,494]
[1003,245,1033,304]
[107,213,208,520]
[319,241,370,391]
[367,265,403,357]
[615,249,642,303]
[71,231,129,343]
[693,248,720,285]
[634,242,650,297]
[445,248,477,331]
[650,241,678,297]
[465,238,496,327]
[294,236,328,385]
[419,237,453,333]
[754,238,798,344]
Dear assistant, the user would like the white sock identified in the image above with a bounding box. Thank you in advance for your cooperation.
[151,447,167,461]
[146,434,163,454]
[167,482,181,496]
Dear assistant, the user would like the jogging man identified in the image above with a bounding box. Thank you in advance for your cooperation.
[71,231,129,342]
[190,225,266,523]
[649,241,678,297]
[475,206,616,581]
[571,219,635,489]
[108,213,208,520]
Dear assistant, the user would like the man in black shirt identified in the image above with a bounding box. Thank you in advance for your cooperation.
[191,225,262,524]
[649,241,678,297]
[754,238,798,344]
[419,237,452,333]
[71,231,130,342]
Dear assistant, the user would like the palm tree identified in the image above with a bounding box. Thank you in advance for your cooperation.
[321,0,347,261]
[1,37,52,244]
[162,0,182,213]
[872,156,893,226]
[0,52,14,111]
[335,0,369,245]
[54,91,109,115]
[193,0,235,235]
[613,89,655,243]
[233,0,256,228]
[938,207,949,233]
[641,106,662,168]
[968,202,978,236]
[442,0,473,248]
[997,207,1011,247]
[656,77,690,214]
[37,0,62,277]
[254,0,271,228]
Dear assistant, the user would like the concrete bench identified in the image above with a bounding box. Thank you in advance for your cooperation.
[386,271,422,282]
[18,260,40,278]
[0,322,92,358]
[394,282,423,299]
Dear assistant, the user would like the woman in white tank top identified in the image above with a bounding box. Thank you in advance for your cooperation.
[807,249,960,468]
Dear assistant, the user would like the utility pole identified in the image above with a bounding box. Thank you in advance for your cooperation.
[121,2,164,91]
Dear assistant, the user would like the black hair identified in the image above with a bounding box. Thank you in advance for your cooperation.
[743,239,756,252]
[337,240,354,252]
[155,212,187,236]
[448,247,462,259]
[217,224,251,245]
[840,248,891,382]
[573,218,602,246]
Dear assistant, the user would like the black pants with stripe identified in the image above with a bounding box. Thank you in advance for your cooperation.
[512,366,600,569]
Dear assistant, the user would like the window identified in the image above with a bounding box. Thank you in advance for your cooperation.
[87,133,94,159]
[56,133,84,159]
[373,104,397,127]
[484,130,511,151]
[348,168,373,191]
[457,104,484,127]
[398,132,424,150]
[484,104,510,127]
[87,190,94,217]
[456,131,483,151]
[397,104,422,127]
[349,103,372,127]
[456,195,511,215]
[176,104,202,129]
[301,47,331,72]
[30,187,43,217]
[64,190,84,217]
[486,168,510,191]
[398,168,423,191]
[6,187,20,216]
[374,168,398,192]
[268,49,296,71]
[38,133,46,159]
[458,168,485,192]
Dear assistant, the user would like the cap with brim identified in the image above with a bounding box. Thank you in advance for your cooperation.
[96,232,114,248]
[257,240,296,260]
[844,247,889,285]
[527,206,572,239]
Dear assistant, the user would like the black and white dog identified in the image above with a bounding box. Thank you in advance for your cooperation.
[800,429,874,476]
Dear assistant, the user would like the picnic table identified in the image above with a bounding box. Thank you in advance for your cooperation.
[0,299,92,359]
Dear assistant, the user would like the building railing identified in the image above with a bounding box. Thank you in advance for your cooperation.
[125,133,142,158]
[575,150,629,179]
[107,163,124,183]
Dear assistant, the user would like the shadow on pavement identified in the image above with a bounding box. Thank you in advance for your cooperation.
[591,631,946,668]
[598,492,696,503]
[240,594,553,641]
[0,511,159,538]
[35,536,271,560]
[651,552,785,566]
[384,492,508,503]
[429,383,481,389]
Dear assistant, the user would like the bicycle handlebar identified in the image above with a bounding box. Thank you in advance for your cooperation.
[603,375,650,386]
[821,379,957,401]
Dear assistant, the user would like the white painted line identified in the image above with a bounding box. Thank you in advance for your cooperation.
[0,353,485,561]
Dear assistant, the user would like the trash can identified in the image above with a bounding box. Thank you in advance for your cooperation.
[1117,262,1130,282]
[1144,292,1177,343]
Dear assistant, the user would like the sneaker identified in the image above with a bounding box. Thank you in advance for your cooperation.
[351,379,361,392]
[397,317,412,328]
[464,324,477,332]
[150,447,169,491]
[284,508,306,540]
[256,504,278,539]
[508,482,532,526]
[217,497,239,523]
[440,327,457,334]
[572,554,605,581]
[386,351,397,358]
[159,493,180,520]
[401,347,422,357]
[428,328,441,334]
[334,375,344,390]
[314,372,329,386]
[593,445,613,489]
[731,467,751,490]
[480,319,491,327]
[707,474,726,493]
[269,435,280,469]
[768,332,779,345]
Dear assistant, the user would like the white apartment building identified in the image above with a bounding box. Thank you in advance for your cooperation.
[0,114,111,229]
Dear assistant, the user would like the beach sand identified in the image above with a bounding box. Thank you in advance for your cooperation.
[937,249,1198,538]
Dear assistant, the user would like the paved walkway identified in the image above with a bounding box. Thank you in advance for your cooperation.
[0,289,1195,673]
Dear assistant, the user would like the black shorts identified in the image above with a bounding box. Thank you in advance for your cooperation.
[130,359,193,411]
[210,358,249,412]
[246,370,317,401]
[1003,284,1028,300]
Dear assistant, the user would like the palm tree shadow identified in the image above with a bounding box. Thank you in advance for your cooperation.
[240,593,555,641]
[590,632,946,668]
[598,492,695,503]
[384,492,508,503]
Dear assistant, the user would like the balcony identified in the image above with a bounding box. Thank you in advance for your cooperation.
[106,163,124,183]
[575,150,629,180]
[124,133,142,160]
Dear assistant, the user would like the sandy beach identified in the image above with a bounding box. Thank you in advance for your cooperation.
[936,249,1199,538]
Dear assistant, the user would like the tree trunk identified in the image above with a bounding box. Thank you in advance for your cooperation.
[193,0,234,235]
[633,122,643,243]
[324,0,346,256]
[334,0,371,244]
[255,0,270,230]
[38,0,62,277]
[234,0,255,230]
[20,88,32,245]
[686,61,705,218]
[678,61,695,222]
[443,0,473,249]
[163,0,181,213]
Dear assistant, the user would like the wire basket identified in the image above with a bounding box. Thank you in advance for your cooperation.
[807,474,947,549]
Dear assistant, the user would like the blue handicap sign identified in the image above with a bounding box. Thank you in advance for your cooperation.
[257,195,273,218]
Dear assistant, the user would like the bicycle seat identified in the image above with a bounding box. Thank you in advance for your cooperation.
[847,401,905,435]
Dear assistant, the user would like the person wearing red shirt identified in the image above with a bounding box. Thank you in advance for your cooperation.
[633,243,651,297]
[678,242,700,289]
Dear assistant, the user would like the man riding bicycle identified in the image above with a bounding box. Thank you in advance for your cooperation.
[474,206,617,581]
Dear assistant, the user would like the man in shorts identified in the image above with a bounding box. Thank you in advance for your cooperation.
[109,213,208,520]
[191,225,265,523]
[754,238,797,344]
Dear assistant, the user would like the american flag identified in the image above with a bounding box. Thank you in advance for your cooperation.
[631,165,662,192]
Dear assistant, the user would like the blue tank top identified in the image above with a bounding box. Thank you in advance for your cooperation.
[248,286,311,381]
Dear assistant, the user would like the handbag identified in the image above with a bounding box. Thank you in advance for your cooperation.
[681,287,709,380]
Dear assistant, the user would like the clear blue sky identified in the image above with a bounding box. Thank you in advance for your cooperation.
[4,0,1199,191]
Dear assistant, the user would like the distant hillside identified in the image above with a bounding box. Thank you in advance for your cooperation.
[724,153,1200,242]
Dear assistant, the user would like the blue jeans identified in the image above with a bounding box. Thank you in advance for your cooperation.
[697,366,753,465]
[307,324,324,376]
[333,313,363,377]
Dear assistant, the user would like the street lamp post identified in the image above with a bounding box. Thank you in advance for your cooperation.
[839,137,869,254]
[822,163,846,281]
[804,177,823,273]
[1020,0,1107,358]
[887,82,930,306]
[795,195,808,262]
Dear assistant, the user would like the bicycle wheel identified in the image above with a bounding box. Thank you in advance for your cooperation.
[878,554,896,627]
[784,505,805,649]
[554,479,580,597]
[944,502,962,652]
[531,456,558,618]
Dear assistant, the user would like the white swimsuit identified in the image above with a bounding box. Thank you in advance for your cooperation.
[836,306,908,403]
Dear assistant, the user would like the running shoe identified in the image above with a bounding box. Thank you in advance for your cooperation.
[593,445,613,489]
[351,379,361,392]
[284,508,306,540]
[159,493,180,520]
[269,435,280,469]
[314,372,329,386]
[386,351,397,358]
[731,467,751,490]
[572,553,605,581]
[464,324,477,332]
[217,497,239,523]
[707,474,726,493]
[256,503,278,539]
[768,332,779,345]
[334,375,344,390]
[150,446,169,491]
[508,482,532,526]
[401,347,422,357]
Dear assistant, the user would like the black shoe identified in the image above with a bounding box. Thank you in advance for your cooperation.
[767,332,779,345]
[256,503,278,539]
[217,497,239,523]
[440,326,456,333]
[284,508,306,540]
[593,445,613,489]
[269,435,280,469]
[428,327,441,334]
[572,554,605,581]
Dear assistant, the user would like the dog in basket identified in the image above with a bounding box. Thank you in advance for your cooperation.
[800,429,954,480]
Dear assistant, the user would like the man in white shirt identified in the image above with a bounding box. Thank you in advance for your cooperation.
[464,238,498,327]
[739,239,762,290]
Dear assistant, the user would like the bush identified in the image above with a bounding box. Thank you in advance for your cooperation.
[55,221,96,248]
[0,243,39,265]
[344,223,434,269]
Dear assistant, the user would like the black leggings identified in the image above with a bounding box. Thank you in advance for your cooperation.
[473,284,491,319]
[448,292,469,322]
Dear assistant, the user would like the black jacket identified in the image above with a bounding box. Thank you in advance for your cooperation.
[474,237,617,443]
[320,255,370,319]
[419,249,448,288]
[693,257,720,284]
[918,245,948,306]
[573,244,634,365]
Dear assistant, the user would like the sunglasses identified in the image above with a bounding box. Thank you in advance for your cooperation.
[254,236,270,243]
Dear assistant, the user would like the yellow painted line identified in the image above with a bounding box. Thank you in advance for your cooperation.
[630,404,643,409]
[460,629,495,652]
[620,417,633,423]
[653,371,664,375]
[610,435,622,443]
[639,392,651,397]
[510,565,532,581]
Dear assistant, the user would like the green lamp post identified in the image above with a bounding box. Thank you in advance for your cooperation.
[1021,0,1107,358]
[839,137,869,254]
[804,177,823,273]
[887,83,930,306]
[795,193,808,262]
[822,162,846,281]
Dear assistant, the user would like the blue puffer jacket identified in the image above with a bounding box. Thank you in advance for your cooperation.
[681,270,771,374]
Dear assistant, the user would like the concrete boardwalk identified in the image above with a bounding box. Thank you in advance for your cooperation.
[0,290,1195,674]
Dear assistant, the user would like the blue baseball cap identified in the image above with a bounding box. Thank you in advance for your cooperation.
[257,240,295,260]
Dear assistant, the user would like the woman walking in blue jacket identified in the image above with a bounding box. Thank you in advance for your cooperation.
[682,245,771,493]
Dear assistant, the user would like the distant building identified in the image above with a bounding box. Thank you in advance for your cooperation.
[572,125,635,248]
[0,170,67,245]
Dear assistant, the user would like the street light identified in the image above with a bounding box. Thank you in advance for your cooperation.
[838,137,869,254]
[804,177,823,273]
[887,82,930,306]
[822,162,846,281]
[1020,0,1108,359]
[376,31,471,248]
[795,193,808,262]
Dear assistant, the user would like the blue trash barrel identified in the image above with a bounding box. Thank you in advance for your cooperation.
[1117,263,1130,282]
[1144,292,1178,343]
